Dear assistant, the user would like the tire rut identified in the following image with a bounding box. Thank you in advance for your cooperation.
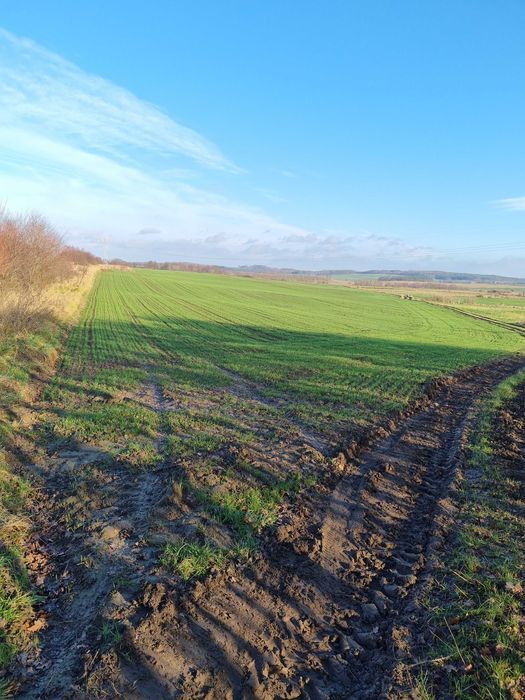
[117,358,524,700]
[19,377,171,700]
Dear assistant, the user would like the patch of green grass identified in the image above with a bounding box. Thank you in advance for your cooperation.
[0,547,35,668]
[99,620,123,651]
[166,432,224,458]
[0,453,34,671]
[52,402,159,443]
[196,472,317,538]
[414,671,435,700]
[0,465,30,516]
[161,540,225,580]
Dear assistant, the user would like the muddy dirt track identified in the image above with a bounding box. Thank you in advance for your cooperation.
[15,357,525,699]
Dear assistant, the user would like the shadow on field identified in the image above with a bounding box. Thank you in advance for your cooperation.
[61,314,519,439]
[11,304,523,697]
[108,357,525,700]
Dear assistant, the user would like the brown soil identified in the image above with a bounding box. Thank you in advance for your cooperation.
[12,357,525,699]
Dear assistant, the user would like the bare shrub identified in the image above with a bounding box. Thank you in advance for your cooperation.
[0,210,73,333]
[60,246,102,266]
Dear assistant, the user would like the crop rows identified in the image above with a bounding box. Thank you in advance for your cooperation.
[39,268,524,561]
[13,269,523,695]
[59,269,523,437]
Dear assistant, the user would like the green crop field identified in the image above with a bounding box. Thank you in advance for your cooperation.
[30,267,520,580]
[4,268,525,691]
[400,287,525,326]
[60,269,523,436]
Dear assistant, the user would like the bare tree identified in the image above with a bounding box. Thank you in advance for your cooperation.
[0,210,73,333]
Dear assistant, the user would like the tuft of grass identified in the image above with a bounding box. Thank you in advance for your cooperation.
[99,620,123,651]
[52,402,159,443]
[166,432,224,458]
[0,453,35,671]
[161,540,225,580]
[196,472,317,540]
[0,678,14,699]
[414,671,435,700]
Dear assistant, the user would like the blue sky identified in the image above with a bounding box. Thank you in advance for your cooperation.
[1,1,524,273]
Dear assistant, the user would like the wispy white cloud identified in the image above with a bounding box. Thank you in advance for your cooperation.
[0,28,236,172]
[0,27,455,271]
[495,196,525,211]
[254,187,288,203]
[0,27,319,258]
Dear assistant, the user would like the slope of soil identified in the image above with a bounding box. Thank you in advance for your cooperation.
[13,358,522,699]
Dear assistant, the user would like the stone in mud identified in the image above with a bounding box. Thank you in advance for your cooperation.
[100,525,120,542]
[361,602,380,622]
[354,631,378,649]
[372,590,390,614]
[382,583,399,598]
[341,635,364,652]
[339,633,350,652]
[108,591,129,610]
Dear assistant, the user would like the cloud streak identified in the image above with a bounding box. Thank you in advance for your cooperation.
[2,27,516,274]
[0,27,322,259]
[0,28,236,172]
[496,196,525,211]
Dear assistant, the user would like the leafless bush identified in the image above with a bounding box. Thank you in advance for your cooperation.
[0,210,73,333]
[60,246,102,266]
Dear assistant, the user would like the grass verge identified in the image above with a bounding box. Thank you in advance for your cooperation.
[418,369,525,699]
[0,267,100,682]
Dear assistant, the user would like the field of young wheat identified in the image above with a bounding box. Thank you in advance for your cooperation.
[3,268,525,697]
[62,269,523,432]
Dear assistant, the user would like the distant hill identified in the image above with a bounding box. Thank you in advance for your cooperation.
[236,266,525,284]
[119,261,525,285]
[323,270,525,284]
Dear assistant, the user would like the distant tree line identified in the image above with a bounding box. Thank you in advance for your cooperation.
[0,209,101,333]
[111,260,227,274]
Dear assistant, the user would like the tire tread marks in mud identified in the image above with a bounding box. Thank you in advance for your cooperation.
[100,358,525,700]
[19,378,171,700]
